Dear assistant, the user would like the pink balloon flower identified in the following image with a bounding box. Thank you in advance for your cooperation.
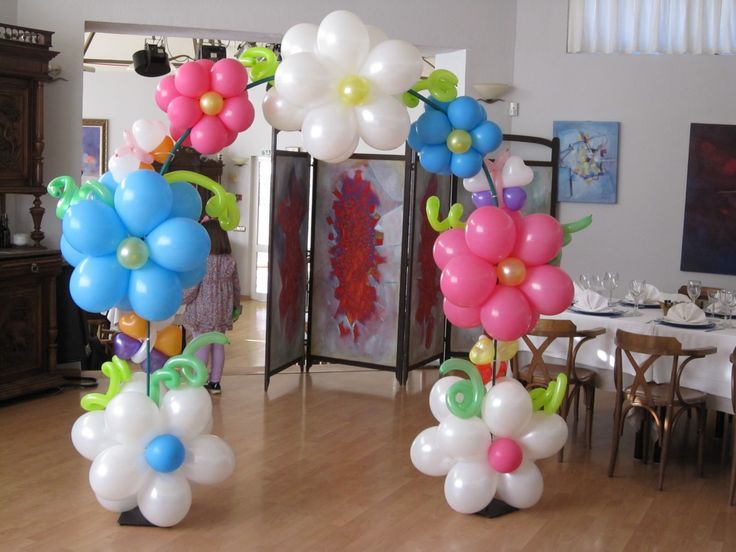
[155,58,255,155]
[435,206,573,341]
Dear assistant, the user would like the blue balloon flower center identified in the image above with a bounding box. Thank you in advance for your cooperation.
[145,434,186,473]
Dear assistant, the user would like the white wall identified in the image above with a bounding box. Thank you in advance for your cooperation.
[14,0,516,293]
[0,2,17,23]
[512,0,736,293]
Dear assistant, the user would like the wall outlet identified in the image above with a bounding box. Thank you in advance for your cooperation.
[509,102,519,117]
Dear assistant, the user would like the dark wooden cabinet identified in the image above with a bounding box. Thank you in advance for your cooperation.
[0,249,64,400]
[0,23,62,400]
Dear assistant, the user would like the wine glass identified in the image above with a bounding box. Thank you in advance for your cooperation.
[687,279,702,305]
[724,290,736,328]
[629,279,646,314]
[603,271,619,306]
[579,274,591,290]
[707,288,719,317]
[589,274,605,295]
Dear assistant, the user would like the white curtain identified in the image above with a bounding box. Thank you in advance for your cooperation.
[568,0,736,53]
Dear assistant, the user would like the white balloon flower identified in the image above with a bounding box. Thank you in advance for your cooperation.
[71,383,235,527]
[410,376,568,514]
[263,10,423,162]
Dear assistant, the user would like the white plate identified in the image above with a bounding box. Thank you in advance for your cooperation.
[569,305,624,316]
[659,318,715,329]
[619,299,659,308]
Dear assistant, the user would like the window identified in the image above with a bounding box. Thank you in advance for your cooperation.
[568,0,736,54]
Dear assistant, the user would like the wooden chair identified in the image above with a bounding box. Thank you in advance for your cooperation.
[513,319,606,459]
[730,348,736,505]
[677,285,720,309]
[608,329,716,490]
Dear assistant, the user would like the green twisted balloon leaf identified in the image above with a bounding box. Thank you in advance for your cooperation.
[549,215,593,266]
[47,175,114,219]
[529,373,568,414]
[238,46,279,82]
[426,196,465,233]
[439,358,486,419]
[402,69,459,108]
[148,332,230,405]
[80,356,132,411]
[163,170,240,230]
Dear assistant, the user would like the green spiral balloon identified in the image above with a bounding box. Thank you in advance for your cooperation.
[47,175,114,219]
[439,358,486,419]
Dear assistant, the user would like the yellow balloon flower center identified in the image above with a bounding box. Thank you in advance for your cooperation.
[338,75,370,106]
[447,129,472,154]
[200,91,224,115]
[117,237,149,270]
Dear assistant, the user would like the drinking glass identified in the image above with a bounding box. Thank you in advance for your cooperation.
[687,279,702,305]
[629,279,646,314]
[590,274,605,294]
[725,290,736,328]
[707,288,719,317]
[579,274,591,290]
[603,271,619,305]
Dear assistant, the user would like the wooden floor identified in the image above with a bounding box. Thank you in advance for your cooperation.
[2,302,736,551]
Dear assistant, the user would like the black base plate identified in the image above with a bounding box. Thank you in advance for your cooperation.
[118,507,155,526]
[474,499,518,518]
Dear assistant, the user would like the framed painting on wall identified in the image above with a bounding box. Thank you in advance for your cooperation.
[680,123,736,275]
[554,120,619,204]
[82,118,108,181]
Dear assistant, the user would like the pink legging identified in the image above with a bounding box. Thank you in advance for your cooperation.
[193,331,225,383]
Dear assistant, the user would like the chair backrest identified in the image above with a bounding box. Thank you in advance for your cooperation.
[520,319,579,384]
[677,285,719,309]
[614,329,684,404]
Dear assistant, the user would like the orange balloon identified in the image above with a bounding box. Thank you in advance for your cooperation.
[154,325,183,357]
[497,257,527,287]
[119,312,148,340]
[151,136,174,164]
[139,162,154,171]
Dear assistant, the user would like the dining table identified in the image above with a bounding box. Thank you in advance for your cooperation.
[522,302,736,414]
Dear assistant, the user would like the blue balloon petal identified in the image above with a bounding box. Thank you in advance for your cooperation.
[471,121,503,155]
[451,150,483,179]
[416,110,452,145]
[128,261,183,321]
[62,200,127,257]
[447,96,486,131]
[60,235,87,267]
[419,144,453,174]
[406,123,424,152]
[98,171,119,196]
[169,181,203,220]
[114,170,173,237]
[70,255,129,313]
[147,217,211,273]
[115,294,133,312]
[423,98,451,113]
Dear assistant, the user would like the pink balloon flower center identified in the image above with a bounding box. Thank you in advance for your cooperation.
[487,437,523,473]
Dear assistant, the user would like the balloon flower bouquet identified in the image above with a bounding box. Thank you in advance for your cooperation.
[51,9,589,526]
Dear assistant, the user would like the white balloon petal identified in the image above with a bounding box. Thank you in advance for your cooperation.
[120,372,149,395]
[71,411,114,461]
[262,88,306,131]
[496,460,544,509]
[444,460,498,514]
[323,133,359,163]
[105,392,163,445]
[89,444,148,501]
[137,472,192,528]
[365,25,388,49]
[428,376,463,422]
[463,170,490,193]
[160,386,212,441]
[481,379,532,438]
[436,415,492,461]
[183,434,236,484]
[361,40,422,96]
[96,494,138,513]
[302,103,359,162]
[517,412,568,460]
[131,119,167,152]
[280,23,318,58]
[109,154,140,184]
[410,426,456,476]
[356,95,410,150]
[275,52,334,109]
[316,10,370,72]
[502,155,534,187]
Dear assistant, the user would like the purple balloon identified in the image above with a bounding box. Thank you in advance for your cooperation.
[471,191,495,208]
[148,348,169,372]
[113,333,140,359]
[503,186,527,211]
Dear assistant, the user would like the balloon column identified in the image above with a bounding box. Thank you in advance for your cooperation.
[410,359,568,513]
[112,312,183,372]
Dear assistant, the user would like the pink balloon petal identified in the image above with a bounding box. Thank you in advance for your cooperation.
[167,96,202,130]
[465,206,516,264]
[190,116,228,155]
[175,61,210,98]
[512,213,564,266]
[155,75,179,112]
[218,95,255,132]
[443,298,481,328]
[440,255,497,308]
[432,228,469,270]
[211,58,248,97]
[520,265,574,315]
[480,286,535,341]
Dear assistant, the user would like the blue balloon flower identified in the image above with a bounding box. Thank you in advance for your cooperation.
[61,169,211,320]
[407,96,503,179]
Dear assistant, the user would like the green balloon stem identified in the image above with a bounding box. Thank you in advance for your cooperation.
[246,75,274,90]
[480,161,499,207]
[407,89,446,113]
[80,356,132,411]
[159,127,192,175]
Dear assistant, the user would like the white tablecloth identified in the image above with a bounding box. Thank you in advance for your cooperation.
[521,307,736,413]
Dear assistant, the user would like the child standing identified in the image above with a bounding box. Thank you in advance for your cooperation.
[182,219,241,394]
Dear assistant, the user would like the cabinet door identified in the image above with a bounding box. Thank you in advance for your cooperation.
[0,77,31,187]
[0,279,42,382]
